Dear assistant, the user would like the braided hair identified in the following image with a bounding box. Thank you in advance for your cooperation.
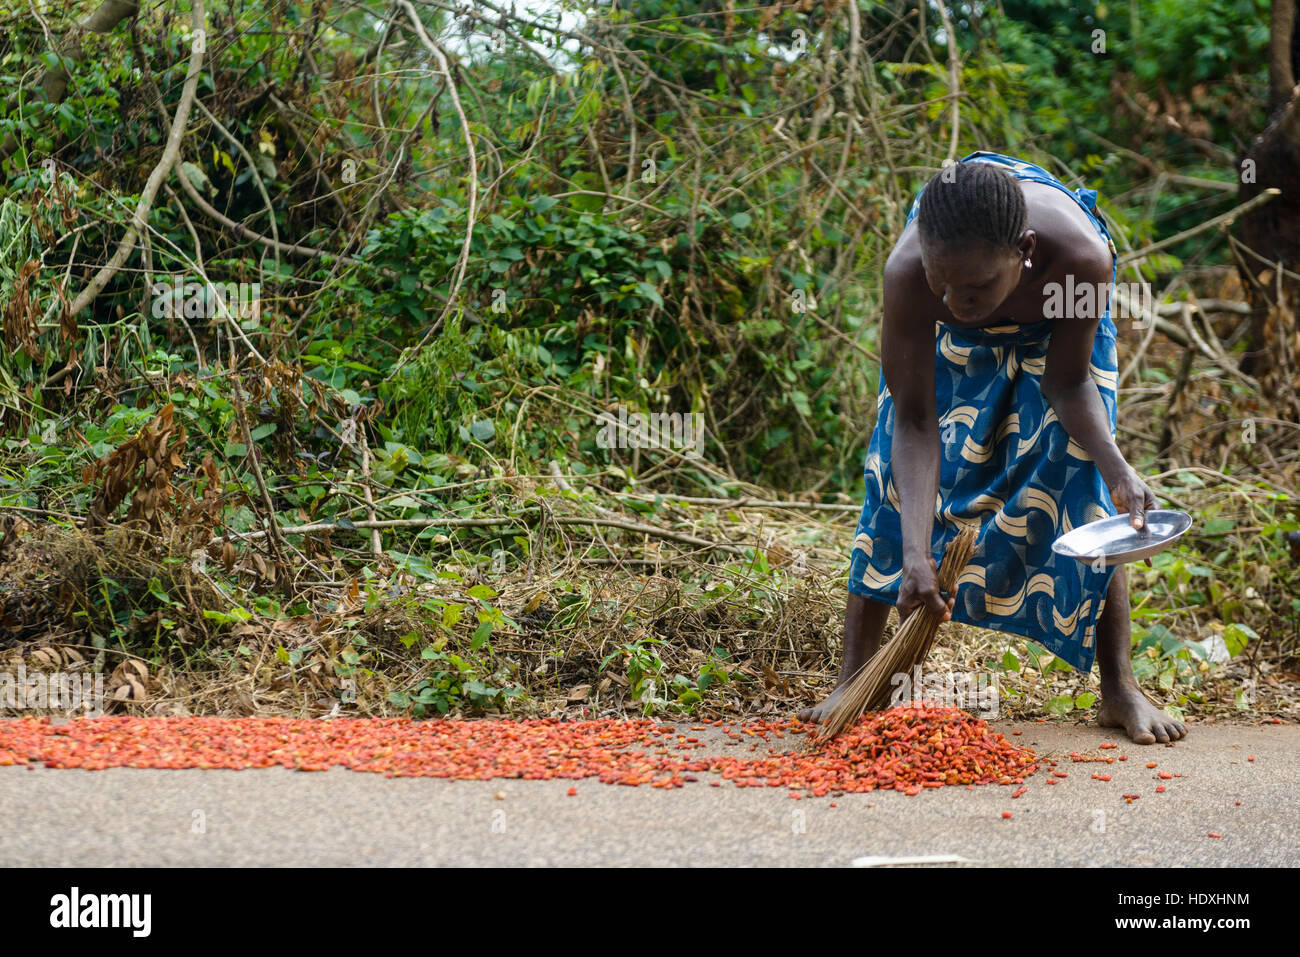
[916,161,1027,252]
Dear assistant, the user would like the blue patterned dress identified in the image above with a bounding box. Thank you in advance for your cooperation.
[847,151,1121,672]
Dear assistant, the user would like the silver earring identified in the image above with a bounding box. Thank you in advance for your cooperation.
[1024,258,1032,268]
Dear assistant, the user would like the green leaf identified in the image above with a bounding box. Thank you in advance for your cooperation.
[441,603,463,629]
[1223,623,1257,657]
[466,584,497,600]
[1074,691,1097,709]
[1045,695,1074,715]
[147,578,172,605]
[634,281,663,306]
[202,606,252,624]
[1000,649,1020,672]
[249,422,277,441]
[179,161,211,194]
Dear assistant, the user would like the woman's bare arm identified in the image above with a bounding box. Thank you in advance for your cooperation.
[1041,251,1156,528]
[881,257,954,619]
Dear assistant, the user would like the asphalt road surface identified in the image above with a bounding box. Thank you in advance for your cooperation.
[1,720,1294,866]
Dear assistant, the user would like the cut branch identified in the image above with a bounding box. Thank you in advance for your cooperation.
[1118,188,1281,265]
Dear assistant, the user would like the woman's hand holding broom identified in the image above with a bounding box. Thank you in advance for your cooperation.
[814,524,980,741]
[898,559,956,623]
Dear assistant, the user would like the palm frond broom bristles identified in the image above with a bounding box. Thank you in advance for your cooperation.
[814,523,980,742]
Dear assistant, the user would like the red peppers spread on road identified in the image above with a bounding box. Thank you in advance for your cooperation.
[0,705,1037,798]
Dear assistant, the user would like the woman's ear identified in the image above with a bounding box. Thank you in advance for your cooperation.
[1018,230,1037,264]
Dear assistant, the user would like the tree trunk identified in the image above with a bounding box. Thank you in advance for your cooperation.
[1236,0,1300,398]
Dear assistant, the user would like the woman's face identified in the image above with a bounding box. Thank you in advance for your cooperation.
[920,240,1026,324]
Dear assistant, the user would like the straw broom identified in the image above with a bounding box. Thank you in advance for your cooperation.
[814,523,980,742]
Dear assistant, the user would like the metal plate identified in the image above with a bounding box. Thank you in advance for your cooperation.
[1051,509,1193,566]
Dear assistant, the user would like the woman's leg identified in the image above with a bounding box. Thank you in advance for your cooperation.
[798,592,892,722]
[1095,565,1189,744]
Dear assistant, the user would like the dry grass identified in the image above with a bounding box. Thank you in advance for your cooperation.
[0,475,1296,726]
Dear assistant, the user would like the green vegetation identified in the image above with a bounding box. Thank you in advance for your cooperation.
[0,1,1294,723]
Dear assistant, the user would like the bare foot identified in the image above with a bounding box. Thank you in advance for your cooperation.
[798,682,850,723]
[1097,685,1188,745]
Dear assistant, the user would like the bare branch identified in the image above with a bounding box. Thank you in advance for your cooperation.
[62,0,206,322]
[392,0,480,370]
[933,0,961,164]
